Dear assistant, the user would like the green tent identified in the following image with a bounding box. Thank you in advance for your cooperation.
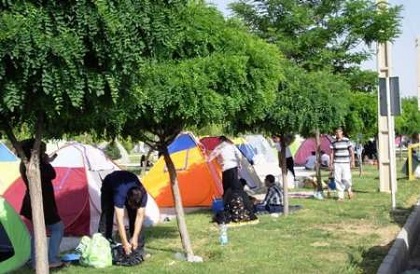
[0,196,30,273]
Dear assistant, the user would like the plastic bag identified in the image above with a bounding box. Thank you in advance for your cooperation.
[76,233,112,268]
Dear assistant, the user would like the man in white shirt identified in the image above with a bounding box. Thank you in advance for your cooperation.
[208,136,242,195]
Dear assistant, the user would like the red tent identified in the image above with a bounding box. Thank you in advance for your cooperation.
[294,135,334,166]
[3,142,160,236]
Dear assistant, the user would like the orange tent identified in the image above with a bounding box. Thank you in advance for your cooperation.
[142,132,223,207]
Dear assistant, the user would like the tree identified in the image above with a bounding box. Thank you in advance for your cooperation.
[231,63,350,209]
[395,97,420,136]
[344,92,378,140]
[122,2,282,260]
[230,0,402,91]
[230,0,402,198]
[0,0,169,271]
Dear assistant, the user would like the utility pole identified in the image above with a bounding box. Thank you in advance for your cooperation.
[376,0,397,209]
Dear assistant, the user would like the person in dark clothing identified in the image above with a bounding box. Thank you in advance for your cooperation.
[272,135,295,178]
[19,139,64,269]
[98,170,148,256]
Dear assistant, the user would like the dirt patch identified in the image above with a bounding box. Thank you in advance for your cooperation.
[316,220,400,246]
[310,241,330,247]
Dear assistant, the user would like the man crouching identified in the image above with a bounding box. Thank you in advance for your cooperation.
[98,170,147,257]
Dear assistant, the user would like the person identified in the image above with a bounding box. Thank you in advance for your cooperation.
[304,151,317,170]
[320,150,330,168]
[217,178,258,224]
[19,139,65,269]
[272,135,295,179]
[329,127,355,201]
[208,136,242,196]
[98,170,148,257]
[255,174,283,214]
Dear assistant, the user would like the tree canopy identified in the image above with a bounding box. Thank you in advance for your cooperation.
[230,0,401,83]
[395,97,420,136]
[0,1,188,271]
[123,4,282,147]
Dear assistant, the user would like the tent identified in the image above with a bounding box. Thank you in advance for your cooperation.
[0,196,30,273]
[3,142,160,236]
[244,134,277,164]
[142,133,223,207]
[294,135,334,166]
[0,142,17,162]
[0,142,19,195]
[232,137,256,164]
[200,136,264,190]
[243,134,283,182]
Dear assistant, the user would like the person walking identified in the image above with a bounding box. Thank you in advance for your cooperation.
[330,127,355,201]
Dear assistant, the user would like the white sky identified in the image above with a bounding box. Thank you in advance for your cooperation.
[208,0,420,98]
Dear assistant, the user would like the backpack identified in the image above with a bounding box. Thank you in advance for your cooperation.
[110,243,144,266]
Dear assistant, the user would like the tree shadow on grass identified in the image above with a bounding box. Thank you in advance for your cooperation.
[390,206,415,228]
[144,225,180,241]
[352,241,394,274]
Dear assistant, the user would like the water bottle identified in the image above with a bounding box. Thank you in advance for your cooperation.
[219,223,228,246]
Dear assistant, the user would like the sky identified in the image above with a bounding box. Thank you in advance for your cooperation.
[207,0,420,98]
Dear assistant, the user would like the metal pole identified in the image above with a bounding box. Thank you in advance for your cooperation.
[385,74,397,209]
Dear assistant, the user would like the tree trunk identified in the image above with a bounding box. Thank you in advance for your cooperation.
[4,127,49,273]
[315,129,323,192]
[27,152,49,273]
[279,135,289,216]
[162,149,195,260]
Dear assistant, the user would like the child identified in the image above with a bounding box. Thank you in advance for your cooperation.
[255,174,283,214]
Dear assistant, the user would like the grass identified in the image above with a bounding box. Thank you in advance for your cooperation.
[14,160,420,274]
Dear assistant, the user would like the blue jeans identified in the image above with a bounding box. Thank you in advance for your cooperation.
[30,221,64,266]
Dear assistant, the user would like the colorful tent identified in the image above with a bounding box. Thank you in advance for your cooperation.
[143,133,223,207]
[0,142,19,195]
[0,196,30,273]
[200,136,264,190]
[3,142,160,236]
[294,135,334,166]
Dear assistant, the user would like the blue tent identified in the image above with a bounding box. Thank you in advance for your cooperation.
[0,143,17,162]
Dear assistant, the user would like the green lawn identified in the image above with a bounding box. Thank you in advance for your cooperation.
[14,161,420,274]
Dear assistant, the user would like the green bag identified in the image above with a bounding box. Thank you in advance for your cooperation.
[76,233,112,268]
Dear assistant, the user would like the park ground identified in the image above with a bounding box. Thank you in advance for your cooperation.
[14,158,420,274]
